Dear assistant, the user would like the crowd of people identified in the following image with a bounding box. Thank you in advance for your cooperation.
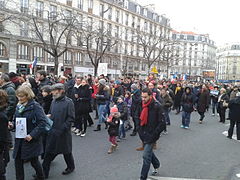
[0,70,240,180]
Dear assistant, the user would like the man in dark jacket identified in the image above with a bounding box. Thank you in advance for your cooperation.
[138,88,166,180]
[42,83,75,178]
[36,70,53,105]
[228,92,240,140]
[130,84,141,136]
[113,80,124,104]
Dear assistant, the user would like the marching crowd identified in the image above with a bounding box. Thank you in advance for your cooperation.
[0,71,240,180]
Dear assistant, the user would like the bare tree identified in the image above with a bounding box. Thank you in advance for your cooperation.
[32,10,76,75]
[136,29,175,74]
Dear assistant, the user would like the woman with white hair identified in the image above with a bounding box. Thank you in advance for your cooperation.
[217,88,229,123]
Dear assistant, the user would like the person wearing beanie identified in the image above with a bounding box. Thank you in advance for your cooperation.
[117,96,128,141]
[107,106,120,154]
[113,80,124,104]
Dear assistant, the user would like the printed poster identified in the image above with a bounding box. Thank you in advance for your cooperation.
[16,118,27,138]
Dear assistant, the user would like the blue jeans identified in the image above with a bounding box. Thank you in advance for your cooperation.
[98,104,106,125]
[164,108,170,125]
[119,120,126,138]
[140,143,160,180]
[182,111,191,127]
[212,102,218,114]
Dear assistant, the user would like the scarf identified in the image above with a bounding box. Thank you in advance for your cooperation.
[140,97,153,126]
[175,87,181,94]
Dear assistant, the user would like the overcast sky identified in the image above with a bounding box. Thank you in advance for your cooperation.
[137,0,240,46]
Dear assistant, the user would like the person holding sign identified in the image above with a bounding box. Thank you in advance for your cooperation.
[13,85,46,180]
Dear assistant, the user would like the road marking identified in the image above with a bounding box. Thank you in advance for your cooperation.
[148,177,213,180]
[222,131,238,141]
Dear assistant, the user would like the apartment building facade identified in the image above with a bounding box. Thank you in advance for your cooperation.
[170,31,216,79]
[0,0,171,77]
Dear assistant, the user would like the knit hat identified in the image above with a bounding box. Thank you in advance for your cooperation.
[114,80,121,85]
[131,83,138,91]
[110,106,118,113]
[99,79,106,86]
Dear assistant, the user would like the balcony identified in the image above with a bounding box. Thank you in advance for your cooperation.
[36,10,43,18]
[66,0,72,6]
[20,7,29,14]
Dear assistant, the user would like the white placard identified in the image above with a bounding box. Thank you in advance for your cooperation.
[97,63,108,76]
[16,118,27,138]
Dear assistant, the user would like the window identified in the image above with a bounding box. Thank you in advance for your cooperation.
[107,23,112,36]
[115,25,119,38]
[20,0,29,13]
[144,21,147,31]
[64,51,73,64]
[0,0,5,9]
[0,42,6,57]
[88,0,93,9]
[125,43,128,54]
[125,13,129,26]
[33,46,44,62]
[78,0,83,9]
[17,43,30,60]
[187,35,194,41]
[132,16,135,28]
[153,13,156,21]
[99,4,104,17]
[108,6,112,20]
[65,10,72,18]
[36,1,44,17]
[87,17,93,30]
[47,53,54,62]
[66,0,72,6]
[125,29,128,40]
[136,5,140,14]
[20,21,28,37]
[124,0,129,9]
[76,52,83,65]
[143,8,147,16]
[50,5,57,19]
[116,10,120,22]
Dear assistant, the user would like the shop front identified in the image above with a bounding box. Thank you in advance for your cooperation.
[0,62,9,73]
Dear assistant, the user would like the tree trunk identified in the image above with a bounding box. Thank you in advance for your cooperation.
[54,56,59,76]
[94,65,98,77]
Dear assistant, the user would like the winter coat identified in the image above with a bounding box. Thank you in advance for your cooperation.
[230,90,239,100]
[152,88,163,103]
[181,91,194,113]
[138,99,166,144]
[124,97,132,117]
[96,87,110,105]
[229,96,240,122]
[45,96,75,154]
[0,109,9,152]
[13,100,47,160]
[117,102,128,121]
[0,82,17,120]
[113,86,124,104]
[174,87,183,107]
[217,93,229,110]
[107,116,120,136]
[131,89,142,118]
[197,89,210,113]
[74,84,92,114]
[161,93,173,110]
[42,95,52,114]
[66,78,75,100]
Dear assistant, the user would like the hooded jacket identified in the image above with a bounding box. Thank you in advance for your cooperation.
[181,87,194,113]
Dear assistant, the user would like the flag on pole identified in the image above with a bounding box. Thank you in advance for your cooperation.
[29,57,38,69]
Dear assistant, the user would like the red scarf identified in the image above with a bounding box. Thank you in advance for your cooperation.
[140,97,153,126]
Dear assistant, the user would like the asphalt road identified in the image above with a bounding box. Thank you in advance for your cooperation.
[6,110,240,180]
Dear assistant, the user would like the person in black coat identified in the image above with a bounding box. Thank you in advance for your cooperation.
[42,83,75,178]
[181,87,194,129]
[113,80,124,104]
[197,84,210,124]
[13,85,46,180]
[138,88,165,180]
[217,88,229,123]
[0,90,9,180]
[173,83,183,114]
[228,92,240,140]
[73,78,92,137]
[117,96,128,140]
[130,84,141,136]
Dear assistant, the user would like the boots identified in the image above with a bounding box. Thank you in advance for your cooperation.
[104,122,108,129]
[108,145,115,154]
[136,143,144,151]
[94,125,101,131]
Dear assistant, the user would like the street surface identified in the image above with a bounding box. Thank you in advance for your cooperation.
[6,110,240,180]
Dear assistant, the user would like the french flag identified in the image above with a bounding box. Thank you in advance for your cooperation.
[29,57,38,69]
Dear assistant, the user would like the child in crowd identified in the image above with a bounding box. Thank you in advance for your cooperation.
[107,106,120,154]
[124,91,133,131]
[117,96,128,141]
